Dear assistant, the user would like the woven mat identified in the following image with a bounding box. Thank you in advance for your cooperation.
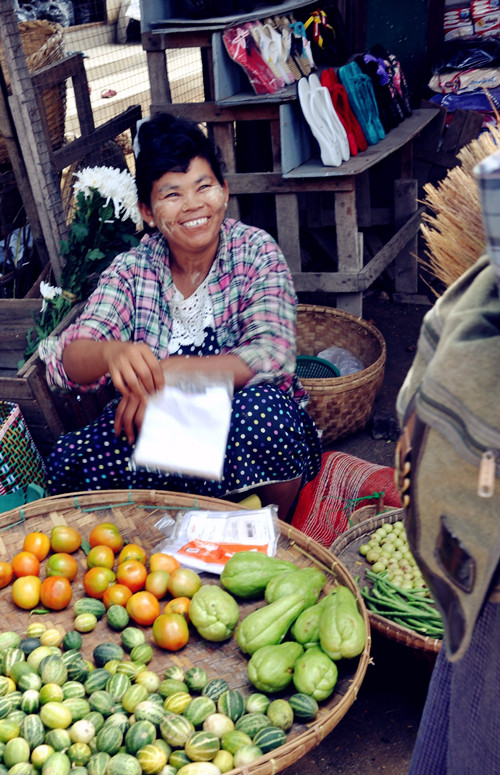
[0,489,371,775]
[330,508,442,654]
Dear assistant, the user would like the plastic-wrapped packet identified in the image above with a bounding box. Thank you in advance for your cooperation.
[318,346,365,376]
[153,505,280,574]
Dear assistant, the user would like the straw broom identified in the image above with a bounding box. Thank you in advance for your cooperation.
[420,122,500,291]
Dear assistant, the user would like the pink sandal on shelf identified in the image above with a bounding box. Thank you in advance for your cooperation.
[223,25,284,95]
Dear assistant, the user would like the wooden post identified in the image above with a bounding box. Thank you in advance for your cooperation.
[0,0,68,279]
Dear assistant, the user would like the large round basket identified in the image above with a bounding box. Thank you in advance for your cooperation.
[0,20,65,166]
[0,489,371,775]
[330,507,442,654]
[296,304,386,446]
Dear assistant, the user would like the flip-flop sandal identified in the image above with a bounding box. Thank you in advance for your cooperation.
[297,76,343,167]
[308,73,350,161]
[223,25,283,94]
[321,69,358,155]
[252,21,293,85]
[101,89,117,98]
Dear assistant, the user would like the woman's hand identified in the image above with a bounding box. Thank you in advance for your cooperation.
[104,342,165,397]
[114,393,148,444]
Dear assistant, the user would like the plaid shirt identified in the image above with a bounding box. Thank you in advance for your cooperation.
[40,218,301,397]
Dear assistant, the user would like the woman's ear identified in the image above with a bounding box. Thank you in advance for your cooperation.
[138,202,154,227]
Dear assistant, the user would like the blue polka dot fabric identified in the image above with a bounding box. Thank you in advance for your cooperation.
[45,328,321,498]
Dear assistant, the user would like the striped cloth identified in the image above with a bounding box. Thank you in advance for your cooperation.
[474,150,500,293]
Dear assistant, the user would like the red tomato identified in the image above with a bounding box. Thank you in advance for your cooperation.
[0,562,13,589]
[50,526,82,554]
[83,566,116,599]
[11,551,40,578]
[40,576,72,610]
[163,596,191,622]
[126,591,161,626]
[167,568,202,599]
[88,523,124,554]
[116,559,147,593]
[149,553,180,574]
[11,575,41,609]
[46,553,78,581]
[152,613,189,651]
[23,532,50,561]
[86,545,115,570]
[145,570,170,600]
[102,583,133,609]
[118,543,147,566]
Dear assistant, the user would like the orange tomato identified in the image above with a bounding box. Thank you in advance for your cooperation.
[145,570,170,600]
[23,532,50,561]
[88,523,124,554]
[12,575,41,609]
[116,559,147,593]
[102,583,133,609]
[167,568,202,599]
[46,553,78,581]
[163,596,191,622]
[0,562,13,589]
[152,613,189,651]
[83,566,116,599]
[50,526,82,554]
[149,553,180,574]
[126,590,161,626]
[11,551,40,578]
[86,545,115,570]
[118,543,147,566]
[40,576,72,610]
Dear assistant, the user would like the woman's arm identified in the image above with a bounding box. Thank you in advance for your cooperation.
[161,353,253,390]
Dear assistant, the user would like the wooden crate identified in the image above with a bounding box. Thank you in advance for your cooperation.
[0,300,115,456]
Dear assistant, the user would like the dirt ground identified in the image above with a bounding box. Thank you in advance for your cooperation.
[286,288,436,774]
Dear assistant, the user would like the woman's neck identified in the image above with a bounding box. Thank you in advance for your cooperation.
[170,253,214,298]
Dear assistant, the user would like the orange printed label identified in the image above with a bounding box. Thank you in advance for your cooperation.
[176,540,268,565]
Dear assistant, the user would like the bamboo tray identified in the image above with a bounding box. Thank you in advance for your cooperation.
[330,508,442,654]
[0,489,371,775]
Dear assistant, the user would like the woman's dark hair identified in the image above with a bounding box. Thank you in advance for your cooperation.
[135,113,225,206]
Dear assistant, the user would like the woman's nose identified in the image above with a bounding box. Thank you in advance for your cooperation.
[182,189,202,209]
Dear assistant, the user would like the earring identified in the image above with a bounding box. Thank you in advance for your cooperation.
[149,221,154,227]
[224,202,228,209]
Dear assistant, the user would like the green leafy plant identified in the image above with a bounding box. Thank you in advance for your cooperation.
[24,166,142,361]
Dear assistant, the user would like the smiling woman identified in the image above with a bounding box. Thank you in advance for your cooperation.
[38,113,322,520]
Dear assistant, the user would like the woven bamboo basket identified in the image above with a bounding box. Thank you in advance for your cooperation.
[296,305,387,446]
[330,507,442,654]
[0,20,65,166]
[0,489,371,775]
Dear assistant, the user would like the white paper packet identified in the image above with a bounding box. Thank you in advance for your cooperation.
[132,374,233,480]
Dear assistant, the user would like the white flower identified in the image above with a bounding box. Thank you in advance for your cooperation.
[73,166,142,228]
[40,281,62,311]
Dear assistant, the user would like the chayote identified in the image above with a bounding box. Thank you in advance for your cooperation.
[290,595,331,647]
[220,551,296,598]
[292,645,338,701]
[247,642,304,693]
[265,567,326,608]
[319,585,366,660]
[189,584,239,641]
[236,592,306,655]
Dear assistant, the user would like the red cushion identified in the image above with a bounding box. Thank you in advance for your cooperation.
[292,451,402,546]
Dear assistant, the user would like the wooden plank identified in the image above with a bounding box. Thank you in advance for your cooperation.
[225,172,354,194]
[393,179,418,293]
[276,194,301,273]
[360,207,423,289]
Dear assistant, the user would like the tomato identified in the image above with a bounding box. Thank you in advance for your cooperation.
[23,532,50,561]
[116,560,147,593]
[50,526,82,554]
[12,575,41,609]
[145,570,170,600]
[88,523,124,554]
[152,613,189,651]
[102,583,133,609]
[167,568,202,599]
[40,576,72,610]
[46,553,78,581]
[163,596,191,622]
[83,566,116,599]
[149,553,180,574]
[126,591,161,626]
[118,543,147,566]
[11,551,40,578]
[86,545,115,570]
[0,562,13,589]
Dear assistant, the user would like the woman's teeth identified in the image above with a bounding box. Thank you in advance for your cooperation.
[184,217,208,228]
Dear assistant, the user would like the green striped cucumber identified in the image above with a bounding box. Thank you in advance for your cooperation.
[136,743,167,775]
[252,726,287,752]
[163,692,191,715]
[66,658,91,684]
[216,690,244,722]
[101,712,130,736]
[61,698,90,721]
[73,598,106,620]
[19,639,42,657]
[106,673,131,703]
[124,719,156,754]
[9,664,41,693]
[120,628,145,652]
[183,697,216,728]
[130,644,153,665]
[95,725,123,755]
[201,679,229,703]
[62,681,86,699]
[162,666,184,682]
[86,751,110,775]
[158,679,188,698]
[20,690,39,714]
[0,719,20,743]
[184,732,220,763]
[41,751,71,775]
[39,703,72,730]
[2,648,25,677]
[20,714,45,749]
[133,700,166,727]
[92,644,124,669]
[4,737,31,767]
[121,684,148,714]
[175,764,221,775]
[0,633,21,652]
[234,712,271,737]
[39,656,67,687]
[84,711,105,734]
[62,632,83,652]
[105,606,129,632]
[184,667,208,693]
[88,691,115,717]
[107,752,142,775]
[67,741,91,766]
[288,693,319,721]
[159,714,194,748]
[84,670,112,695]
[220,730,252,754]
[43,730,71,752]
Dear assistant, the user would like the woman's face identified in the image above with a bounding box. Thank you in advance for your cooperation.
[140,156,229,260]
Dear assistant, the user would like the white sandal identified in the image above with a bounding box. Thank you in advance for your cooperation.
[298,76,343,167]
[308,73,350,162]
